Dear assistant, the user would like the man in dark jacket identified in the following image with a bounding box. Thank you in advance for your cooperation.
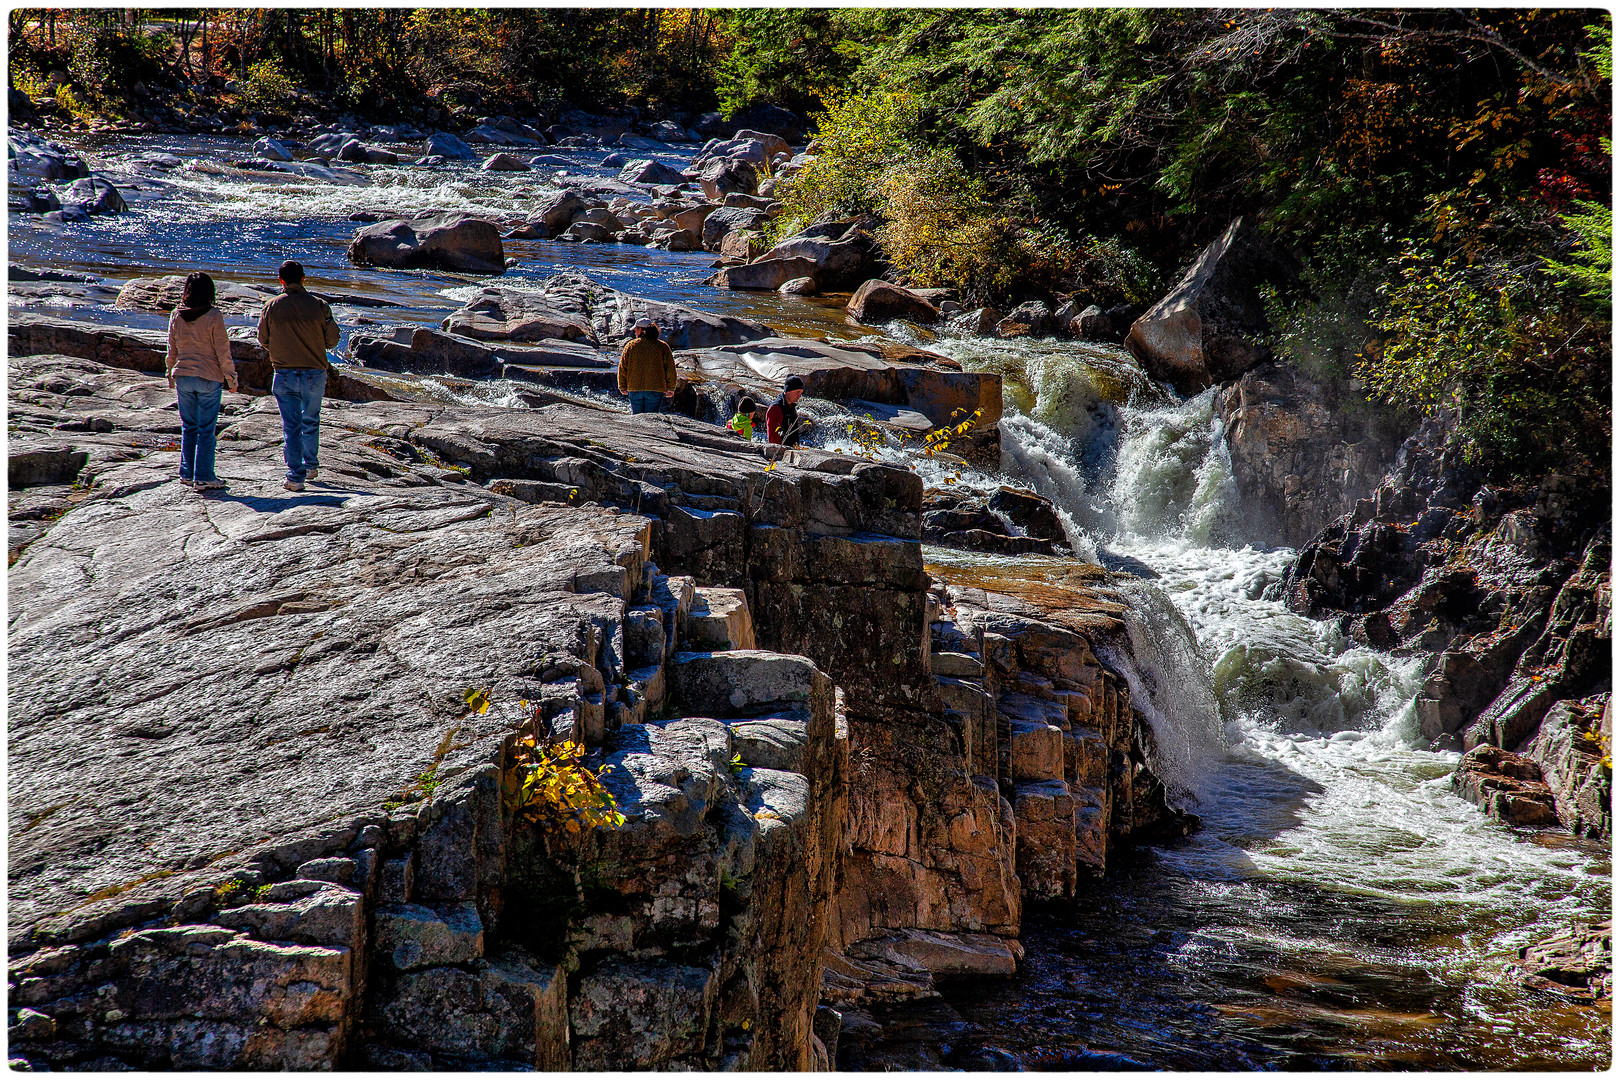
[258,260,339,491]
[766,375,810,445]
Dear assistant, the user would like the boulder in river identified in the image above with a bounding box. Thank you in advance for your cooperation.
[731,129,792,161]
[524,188,590,238]
[691,157,758,200]
[618,158,687,186]
[702,206,769,252]
[846,280,940,326]
[337,139,398,165]
[694,136,771,168]
[114,276,272,317]
[307,130,360,156]
[617,132,666,150]
[646,120,690,143]
[253,137,293,161]
[421,131,477,161]
[996,301,1059,339]
[10,134,89,181]
[753,232,878,291]
[64,177,126,215]
[709,257,820,292]
[526,271,774,349]
[481,152,531,172]
[347,213,506,275]
[441,287,598,344]
[1124,216,1300,394]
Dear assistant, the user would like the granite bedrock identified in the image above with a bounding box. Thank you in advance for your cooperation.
[7,353,1186,1070]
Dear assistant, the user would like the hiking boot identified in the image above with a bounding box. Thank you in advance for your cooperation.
[195,478,228,491]
[305,467,320,481]
[283,479,305,492]
[178,477,196,488]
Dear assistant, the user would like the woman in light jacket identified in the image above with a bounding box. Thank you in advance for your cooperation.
[165,272,238,490]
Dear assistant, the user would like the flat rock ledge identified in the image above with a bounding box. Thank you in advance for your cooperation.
[8,351,1187,1070]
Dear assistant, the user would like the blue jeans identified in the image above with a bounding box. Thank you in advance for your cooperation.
[629,390,667,415]
[272,368,326,481]
[176,376,223,481]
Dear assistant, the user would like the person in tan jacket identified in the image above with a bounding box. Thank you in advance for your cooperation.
[257,260,340,491]
[166,272,238,490]
[617,318,676,414]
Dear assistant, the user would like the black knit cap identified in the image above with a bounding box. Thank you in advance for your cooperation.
[784,375,805,392]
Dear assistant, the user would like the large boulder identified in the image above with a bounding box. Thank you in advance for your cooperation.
[62,177,127,215]
[846,281,939,326]
[253,137,293,162]
[996,301,1058,339]
[441,288,598,344]
[618,158,688,186]
[113,276,271,317]
[523,272,774,349]
[731,129,791,161]
[421,132,477,161]
[701,207,770,253]
[694,137,770,167]
[309,131,360,156]
[525,189,590,238]
[347,214,506,275]
[709,257,821,292]
[691,158,758,200]
[755,234,877,291]
[1124,216,1300,395]
[481,152,531,172]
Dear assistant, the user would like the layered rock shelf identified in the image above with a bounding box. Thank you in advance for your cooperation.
[8,351,1188,1070]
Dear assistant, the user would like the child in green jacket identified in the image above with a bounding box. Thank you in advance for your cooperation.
[728,397,760,440]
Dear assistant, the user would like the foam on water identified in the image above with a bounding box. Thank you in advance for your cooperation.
[930,344,1608,1064]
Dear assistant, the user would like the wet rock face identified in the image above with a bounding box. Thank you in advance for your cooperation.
[1125,217,1300,394]
[1214,360,1410,547]
[922,488,1070,558]
[1509,918,1613,1002]
[1279,417,1610,837]
[1452,746,1562,827]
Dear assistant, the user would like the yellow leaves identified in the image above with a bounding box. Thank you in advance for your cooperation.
[499,719,627,836]
[464,687,492,715]
[754,808,782,821]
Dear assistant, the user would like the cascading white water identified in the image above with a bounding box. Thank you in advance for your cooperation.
[922,337,1608,1066]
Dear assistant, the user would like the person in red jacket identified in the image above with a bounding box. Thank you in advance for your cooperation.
[765,375,810,445]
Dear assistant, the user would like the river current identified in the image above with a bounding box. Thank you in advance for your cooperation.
[10,133,1611,1070]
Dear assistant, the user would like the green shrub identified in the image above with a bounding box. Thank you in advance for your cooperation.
[66,24,168,107]
[1356,247,1610,478]
[1544,193,1612,308]
[771,90,921,236]
[237,60,298,116]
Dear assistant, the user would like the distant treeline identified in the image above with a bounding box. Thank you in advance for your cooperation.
[9,8,1612,480]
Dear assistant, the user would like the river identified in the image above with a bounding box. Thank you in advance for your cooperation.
[10,131,1611,1070]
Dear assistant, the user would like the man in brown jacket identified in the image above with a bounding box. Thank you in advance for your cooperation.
[617,318,676,414]
[258,260,340,491]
